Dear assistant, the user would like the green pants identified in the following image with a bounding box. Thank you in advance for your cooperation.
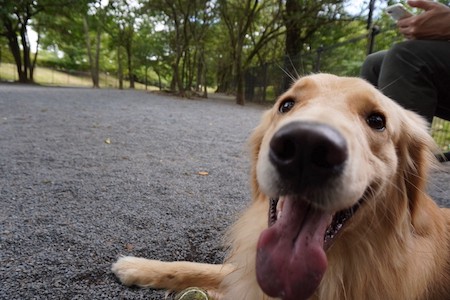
[360,40,450,123]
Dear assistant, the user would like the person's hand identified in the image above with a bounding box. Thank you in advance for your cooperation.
[397,0,450,40]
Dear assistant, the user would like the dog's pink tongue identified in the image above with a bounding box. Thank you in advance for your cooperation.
[256,197,331,300]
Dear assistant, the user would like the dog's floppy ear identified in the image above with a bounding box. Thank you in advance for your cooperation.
[249,110,272,201]
[397,110,438,233]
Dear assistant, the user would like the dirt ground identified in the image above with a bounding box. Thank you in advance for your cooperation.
[0,84,448,299]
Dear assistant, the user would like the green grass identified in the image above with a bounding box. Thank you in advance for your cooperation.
[0,63,18,81]
[431,117,450,152]
[0,63,158,91]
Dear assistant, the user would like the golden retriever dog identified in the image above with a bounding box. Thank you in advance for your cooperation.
[112,74,450,299]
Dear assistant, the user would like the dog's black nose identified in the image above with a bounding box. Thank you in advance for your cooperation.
[269,121,347,187]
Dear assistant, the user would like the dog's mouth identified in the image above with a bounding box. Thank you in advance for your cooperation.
[268,197,361,250]
[256,196,362,300]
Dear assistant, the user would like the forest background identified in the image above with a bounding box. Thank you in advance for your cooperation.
[0,0,448,105]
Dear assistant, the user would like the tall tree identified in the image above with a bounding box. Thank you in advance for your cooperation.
[142,0,216,97]
[131,17,172,90]
[0,0,46,83]
[282,0,350,89]
[105,0,140,89]
[218,0,284,105]
[82,0,110,88]
[82,15,101,88]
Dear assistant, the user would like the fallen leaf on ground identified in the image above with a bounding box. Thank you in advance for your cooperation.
[125,243,134,251]
[104,138,111,144]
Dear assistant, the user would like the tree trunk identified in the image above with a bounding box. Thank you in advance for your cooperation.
[195,48,204,93]
[19,24,31,82]
[83,16,100,88]
[117,46,123,90]
[93,26,101,88]
[173,54,185,97]
[6,32,26,82]
[283,0,303,91]
[30,28,40,82]
[145,65,148,90]
[236,75,244,105]
[215,61,232,93]
[198,50,207,98]
[170,64,176,92]
[4,19,28,83]
[126,42,134,89]
[158,72,162,91]
[235,35,245,105]
[202,64,208,98]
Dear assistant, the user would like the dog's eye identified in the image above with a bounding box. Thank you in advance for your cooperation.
[366,113,386,131]
[279,99,295,113]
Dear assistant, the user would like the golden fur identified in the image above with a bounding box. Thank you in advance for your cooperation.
[112,74,450,299]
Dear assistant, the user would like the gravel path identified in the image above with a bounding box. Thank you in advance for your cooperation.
[0,85,449,299]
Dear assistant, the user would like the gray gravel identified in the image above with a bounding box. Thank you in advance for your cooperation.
[0,85,449,299]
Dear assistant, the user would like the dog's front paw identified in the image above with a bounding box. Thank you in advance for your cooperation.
[111,256,152,287]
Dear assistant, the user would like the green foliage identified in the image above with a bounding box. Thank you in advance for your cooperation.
[38,8,89,70]
[310,18,368,76]
[0,0,419,92]
[0,36,14,63]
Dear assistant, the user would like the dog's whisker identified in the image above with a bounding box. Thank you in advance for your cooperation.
[379,76,403,93]
[276,62,296,84]
[287,55,301,80]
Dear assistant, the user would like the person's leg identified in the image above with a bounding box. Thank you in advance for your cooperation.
[360,50,387,88]
[377,40,450,123]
